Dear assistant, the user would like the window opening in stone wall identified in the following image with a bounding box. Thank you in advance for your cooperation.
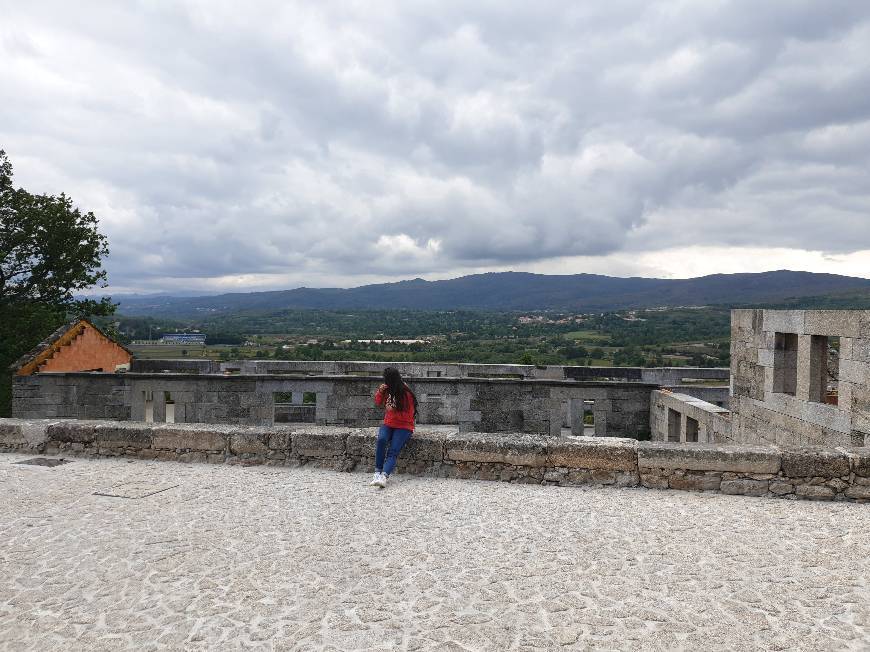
[427,370,442,377]
[273,391,315,424]
[144,390,154,423]
[773,332,798,396]
[667,408,681,442]
[164,391,175,423]
[685,416,699,443]
[303,391,317,404]
[584,400,595,435]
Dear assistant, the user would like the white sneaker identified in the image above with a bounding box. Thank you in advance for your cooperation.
[376,474,389,488]
[370,472,383,486]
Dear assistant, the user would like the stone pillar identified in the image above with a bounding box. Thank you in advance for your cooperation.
[569,398,586,436]
[797,335,827,402]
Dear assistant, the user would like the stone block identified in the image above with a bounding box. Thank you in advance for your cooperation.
[637,442,780,473]
[757,349,774,367]
[267,429,293,451]
[45,421,97,444]
[768,481,794,495]
[732,309,762,332]
[850,337,870,362]
[229,430,270,456]
[803,310,863,338]
[839,359,870,384]
[292,427,350,458]
[446,433,547,467]
[795,484,836,501]
[403,431,446,461]
[564,468,619,485]
[849,449,870,477]
[668,472,721,491]
[152,424,232,452]
[0,421,27,447]
[762,310,804,335]
[781,448,850,478]
[94,422,154,450]
[346,429,377,457]
[844,485,870,501]
[640,473,669,490]
[547,437,637,471]
[720,479,768,496]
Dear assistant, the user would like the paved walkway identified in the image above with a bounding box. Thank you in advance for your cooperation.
[1,454,869,651]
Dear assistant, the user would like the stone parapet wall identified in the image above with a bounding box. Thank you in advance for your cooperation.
[12,373,654,438]
[2,418,868,503]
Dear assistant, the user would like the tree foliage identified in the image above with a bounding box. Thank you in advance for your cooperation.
[0,150,114,415]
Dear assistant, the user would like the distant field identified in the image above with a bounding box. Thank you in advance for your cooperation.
[563,330,609,342]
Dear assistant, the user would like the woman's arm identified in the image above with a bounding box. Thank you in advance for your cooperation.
[374,383,387,407]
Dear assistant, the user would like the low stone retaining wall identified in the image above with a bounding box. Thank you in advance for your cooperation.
[2,418,868,503]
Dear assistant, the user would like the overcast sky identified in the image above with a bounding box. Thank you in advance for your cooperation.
[3,1,870,294]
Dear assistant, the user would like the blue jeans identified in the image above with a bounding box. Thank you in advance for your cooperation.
[375,425,412,476]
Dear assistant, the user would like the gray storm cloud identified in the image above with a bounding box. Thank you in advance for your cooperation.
[1,1,869,291]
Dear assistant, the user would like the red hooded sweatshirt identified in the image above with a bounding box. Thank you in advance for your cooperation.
[374,384,416,431]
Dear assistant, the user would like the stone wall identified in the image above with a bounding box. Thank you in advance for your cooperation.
[2,418,868,503]
[649,390,732,443]
[12,373,655,438]
[730,309,870,447]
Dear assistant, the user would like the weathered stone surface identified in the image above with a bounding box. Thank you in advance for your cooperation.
[668,472,721,492]
[345,429,377,458]
[152,424,232,451]
[804,310,862,337]
[446,433,547,467]
[403,431,447,461]
[638,442,780,474]
[795,484,836,501]
[781,448,850,478]
[229,430,270,456]
[844,485,870,501]
[850,449,870,477]
[266,429,293,451]
[564,468,620,485]
[768,481,794,495]
[640,473,669,490]
[45,421,97,444]
[547,437,637,471]
[720,479,768,496]
[93,422,154,450]
[292,428,350,458]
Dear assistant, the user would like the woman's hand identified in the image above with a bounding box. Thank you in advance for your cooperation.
[378,383,388,391]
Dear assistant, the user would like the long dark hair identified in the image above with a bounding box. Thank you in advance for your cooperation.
[383,366,410,411]
[384,367,417,419]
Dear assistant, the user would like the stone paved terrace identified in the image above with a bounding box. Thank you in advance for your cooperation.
[2,455,869,651]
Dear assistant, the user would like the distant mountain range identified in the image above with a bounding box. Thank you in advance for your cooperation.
[112,270,870,319]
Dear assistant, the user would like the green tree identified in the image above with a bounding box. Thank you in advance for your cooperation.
[0,150,114,415]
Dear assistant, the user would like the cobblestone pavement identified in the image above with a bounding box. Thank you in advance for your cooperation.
[1,454,869,652]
